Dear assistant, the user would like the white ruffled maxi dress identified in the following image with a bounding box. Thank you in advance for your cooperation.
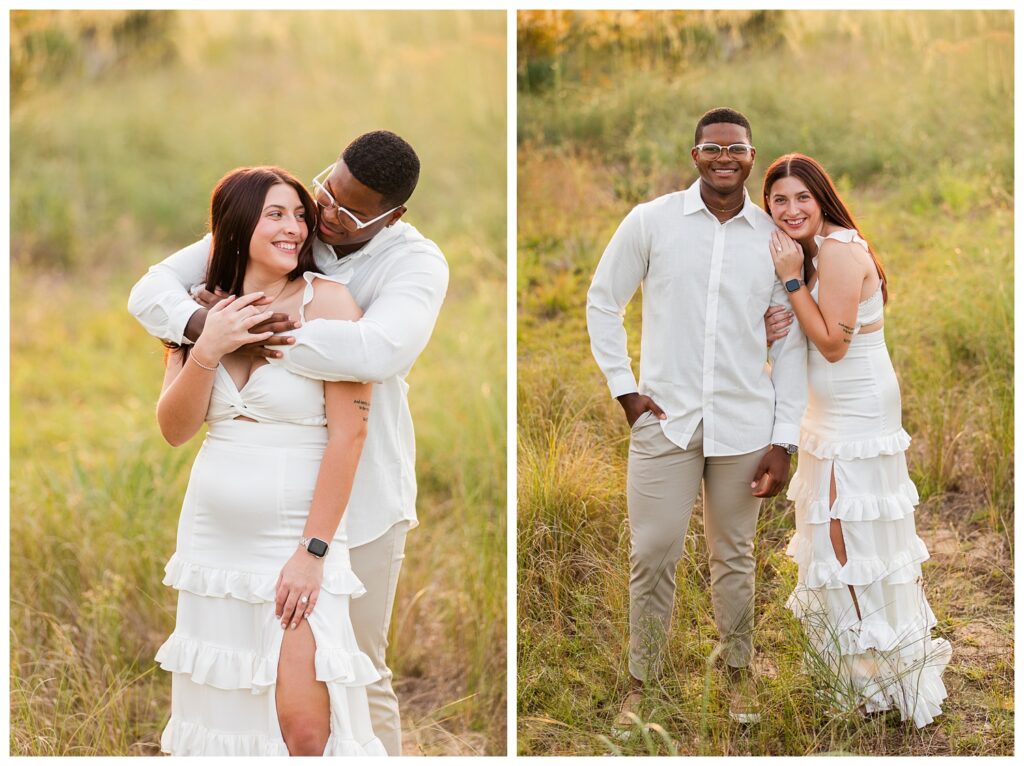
[784,230,951,728]
[155,272,387,755]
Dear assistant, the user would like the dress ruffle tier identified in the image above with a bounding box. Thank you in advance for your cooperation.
[785,428,952,729]
[156,554,387,756]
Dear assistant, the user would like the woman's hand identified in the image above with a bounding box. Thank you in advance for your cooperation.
[770,229,804,282]
[275,547,324,630]
[191,292,277,365]
[764,305,794,346]
[195,287,297,359]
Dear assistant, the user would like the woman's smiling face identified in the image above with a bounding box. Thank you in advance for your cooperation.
[768,175,825,242]
[248,183,308,276]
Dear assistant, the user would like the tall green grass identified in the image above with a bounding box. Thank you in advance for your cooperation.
[518,10,1012,756]
[11,10,506,756]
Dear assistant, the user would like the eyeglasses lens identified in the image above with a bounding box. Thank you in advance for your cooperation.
[314,184,333,209]
[699,144,751,160]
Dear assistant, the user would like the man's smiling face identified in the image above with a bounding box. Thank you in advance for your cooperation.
[315,160,400,250]
[691,122,755,197]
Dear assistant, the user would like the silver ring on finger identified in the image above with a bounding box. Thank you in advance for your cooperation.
[299,594,309,604]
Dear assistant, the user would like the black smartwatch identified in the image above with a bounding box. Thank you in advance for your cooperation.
[784,278,804,293]
[300,536,329,559]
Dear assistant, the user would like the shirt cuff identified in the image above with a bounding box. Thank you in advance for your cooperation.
[606,372,639,400]
[770,423,800,448]
[169,300,203,346]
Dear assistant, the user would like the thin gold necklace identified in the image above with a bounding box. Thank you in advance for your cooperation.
[268,279,294,306]
[249,278,291,308]
[703,195,744,214]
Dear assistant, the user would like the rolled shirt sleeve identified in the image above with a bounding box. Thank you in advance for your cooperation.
[127,235,211,344]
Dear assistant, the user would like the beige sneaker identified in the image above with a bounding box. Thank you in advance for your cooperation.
[611,689,644,736]
[726,666,761,724]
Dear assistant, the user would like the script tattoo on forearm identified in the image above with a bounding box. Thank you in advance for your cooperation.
[354,399,371,422]
[838,322,855,344]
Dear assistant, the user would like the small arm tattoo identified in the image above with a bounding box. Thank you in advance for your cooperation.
[354,399,371,422]
[838,322,856,344]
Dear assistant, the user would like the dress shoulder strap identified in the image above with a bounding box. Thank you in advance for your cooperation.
[814,228,870,251]
[298,271,353,323]
[812,230,884,332]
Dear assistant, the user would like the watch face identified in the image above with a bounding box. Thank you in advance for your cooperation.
[307,538,329,558]
[785,278,802,293]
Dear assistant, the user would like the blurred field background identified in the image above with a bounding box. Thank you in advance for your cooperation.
[517,10,1012,756]
[11,10,505,756]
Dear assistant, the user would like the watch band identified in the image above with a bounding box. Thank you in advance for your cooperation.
[772,442,798,455]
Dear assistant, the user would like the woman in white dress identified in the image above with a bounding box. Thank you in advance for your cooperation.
[762,154,951,727]
[154,166,386,755]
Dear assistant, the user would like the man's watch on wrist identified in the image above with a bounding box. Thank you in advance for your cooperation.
[784,278,805,293]
[772,442,798,455]
[299,536,329,559]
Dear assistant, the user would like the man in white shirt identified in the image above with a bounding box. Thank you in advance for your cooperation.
[128,130,448,755]
[586,108,807,725]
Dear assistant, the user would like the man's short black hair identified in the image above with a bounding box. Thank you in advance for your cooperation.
[694,107,752,146]
[342,130,420,208]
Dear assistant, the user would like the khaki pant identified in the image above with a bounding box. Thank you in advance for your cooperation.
[627,416,767,680]
[349,520,410,756]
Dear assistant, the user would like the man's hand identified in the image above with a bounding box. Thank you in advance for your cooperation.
[189,287,299,359]
[764,305,793,347]
[750,445,791,497]
[237,312,299,359]
[194,287,225,311]
[616,392,667,428]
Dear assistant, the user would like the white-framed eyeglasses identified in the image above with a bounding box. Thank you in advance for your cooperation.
[312,163,401,231]
[693,142,755,160]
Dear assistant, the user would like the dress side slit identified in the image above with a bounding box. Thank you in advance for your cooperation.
[827,462,862,621]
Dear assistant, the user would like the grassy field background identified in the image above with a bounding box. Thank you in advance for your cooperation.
[517,10,1013,756]
[10,10,506,756]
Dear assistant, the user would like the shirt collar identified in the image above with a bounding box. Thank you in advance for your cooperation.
[681,179,758,228]
[312,220,404,268]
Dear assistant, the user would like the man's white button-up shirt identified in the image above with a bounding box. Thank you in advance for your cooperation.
[586,180,807,456]
[128,221,449,547]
